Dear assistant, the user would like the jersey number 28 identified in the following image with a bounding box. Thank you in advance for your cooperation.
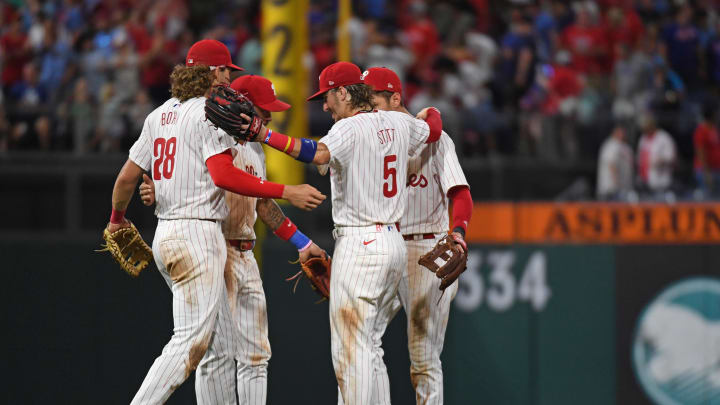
[153,137,177,180]
[383,154,397,197]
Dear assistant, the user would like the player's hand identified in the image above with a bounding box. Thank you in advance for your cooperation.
[107,217,131,233]
[239,113,268,142]
[415,107,439,121]
[139,174,156,206]
[282,184,326,211]
[450,232,467,254]
[299,242,326,263]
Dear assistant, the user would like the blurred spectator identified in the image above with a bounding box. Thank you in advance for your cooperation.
[660,5,701,91]
[636,112,676,194]
[365,27,414,84]
[597,126,634,199]
[236,28,261,75]
[519,53,582,160]
[1,17,31,93]
[400,1,440,70]
[604,4,644,65]
[707,19,720,88]
[69,79,95,155]
[497,11,535,102]
[127,89,153,136]
[611,42,651,123]
[110,32,140,103]
[88,83,125,153]
[693,101,720,196]
[560,1,608,75]
[409,73,460,142]
[37,23,73,99]
[78,34,107,99]
[9,63,47,107]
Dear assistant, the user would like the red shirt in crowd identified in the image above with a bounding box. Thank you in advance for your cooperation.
[541,65,583,114]
[561,24,609,74]
[694,122,720,170]
[0,29,29,87]
[402,18,439,66]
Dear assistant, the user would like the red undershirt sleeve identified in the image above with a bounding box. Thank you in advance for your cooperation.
[206,150,284,199]
[448,186,472,233]
[424,108,442,144]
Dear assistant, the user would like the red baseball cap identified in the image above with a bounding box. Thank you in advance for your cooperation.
[186,39,243,71]
[363,67,402,96]
[230,75,291,112]
[307,61,364,101]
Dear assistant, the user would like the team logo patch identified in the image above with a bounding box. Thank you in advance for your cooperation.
[387,83,393,88]
[360,70,369,80]
[328,80,335,85]
[633,277,720,405]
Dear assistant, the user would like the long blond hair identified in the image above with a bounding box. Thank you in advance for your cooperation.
[169,65,213,101]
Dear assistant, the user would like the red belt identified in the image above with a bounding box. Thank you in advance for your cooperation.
[403,233,436,241]
[228,239,255,251]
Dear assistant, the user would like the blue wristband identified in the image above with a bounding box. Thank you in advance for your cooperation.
[263,128,273,144]
[296,138,317,163]
[289,229,312,251]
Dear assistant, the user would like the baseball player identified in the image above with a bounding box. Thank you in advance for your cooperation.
[239,61,444,404]
[365,67,472,405]
[139,74,325,404]
[106,39,325,404]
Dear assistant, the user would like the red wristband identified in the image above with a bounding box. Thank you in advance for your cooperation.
[265,130,293,154]
[274,217,298,241]
[110,208,126,224]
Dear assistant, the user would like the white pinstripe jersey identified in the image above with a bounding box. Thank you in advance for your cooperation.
[401,131,469,235]
[221,142,266,240]
[129,97,236,221]
[319,110,430,227]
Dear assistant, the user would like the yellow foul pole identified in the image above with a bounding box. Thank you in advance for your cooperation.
[337,0,352,62]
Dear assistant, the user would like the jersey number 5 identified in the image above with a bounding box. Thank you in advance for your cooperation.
[383,154,397,197]
[153,137,177,180]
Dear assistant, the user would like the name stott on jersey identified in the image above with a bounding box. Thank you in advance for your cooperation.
[320,110,431,226]
[129,97,236,220]
[222,142,266,240]
[402,131,469,234]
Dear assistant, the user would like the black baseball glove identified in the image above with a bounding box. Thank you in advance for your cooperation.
[204,84,264,142]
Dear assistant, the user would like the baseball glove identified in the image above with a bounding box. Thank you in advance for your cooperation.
[287,255,332,300]
[97,222,153,277]
[418,234,468,290]
[204,84,263,142]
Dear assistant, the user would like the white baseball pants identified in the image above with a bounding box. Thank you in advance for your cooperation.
[131,219,239,405]
[331,224,407,405]
[391,235,459,405]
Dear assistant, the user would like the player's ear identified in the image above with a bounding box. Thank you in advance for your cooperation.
[391,92,402,108]
[341,87,351,102]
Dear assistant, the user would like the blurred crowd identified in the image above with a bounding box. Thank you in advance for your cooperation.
[2,0,720,198]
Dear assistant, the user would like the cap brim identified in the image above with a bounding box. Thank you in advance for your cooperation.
[307,89,328,101]
[227,63,244,71]
[258,99,292,112]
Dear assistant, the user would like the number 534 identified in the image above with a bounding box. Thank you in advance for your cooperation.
[455,250,552,313]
